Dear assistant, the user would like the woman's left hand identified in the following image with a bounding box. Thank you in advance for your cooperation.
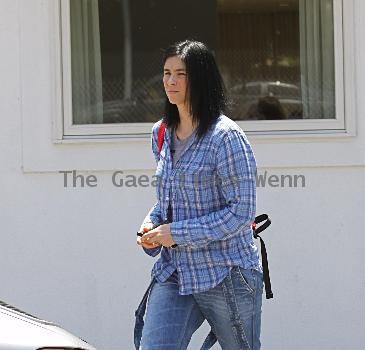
[141,223,176,247]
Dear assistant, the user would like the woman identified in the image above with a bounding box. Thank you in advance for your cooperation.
[135,40,263,350]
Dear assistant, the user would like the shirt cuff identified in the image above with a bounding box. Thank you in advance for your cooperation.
[142,245,161,257]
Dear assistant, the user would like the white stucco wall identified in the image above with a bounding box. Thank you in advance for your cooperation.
[0,1,364,349]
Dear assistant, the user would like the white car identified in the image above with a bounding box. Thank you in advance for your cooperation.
[0,300,96,350]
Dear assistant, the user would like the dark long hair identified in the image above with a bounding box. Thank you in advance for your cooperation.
[162,40,227,138]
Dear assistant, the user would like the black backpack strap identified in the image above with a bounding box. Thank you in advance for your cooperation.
[134,278,156,349]
[253,214,273,299]
[200,329,217,350]
[253,214,271,235]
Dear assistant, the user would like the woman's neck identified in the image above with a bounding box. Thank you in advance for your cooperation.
[176,105,196,139]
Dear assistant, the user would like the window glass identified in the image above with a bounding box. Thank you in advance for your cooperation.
[70,0,335,124]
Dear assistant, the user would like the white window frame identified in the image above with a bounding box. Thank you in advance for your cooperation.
[55,0,355,141]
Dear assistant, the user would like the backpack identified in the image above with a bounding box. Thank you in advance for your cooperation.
[157,121,273,299]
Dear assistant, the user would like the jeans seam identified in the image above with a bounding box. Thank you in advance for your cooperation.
[222,271,251,350]
[252,277,257,349]
[237,267,255,295]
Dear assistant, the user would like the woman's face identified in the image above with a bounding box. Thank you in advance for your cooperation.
[163,56,188,107]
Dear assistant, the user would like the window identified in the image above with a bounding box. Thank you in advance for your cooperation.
[61,0,344,136]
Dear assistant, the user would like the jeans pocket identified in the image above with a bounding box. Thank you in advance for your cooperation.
[235,267,256,295]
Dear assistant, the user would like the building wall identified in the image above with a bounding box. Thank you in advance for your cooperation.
[0,1,364,349]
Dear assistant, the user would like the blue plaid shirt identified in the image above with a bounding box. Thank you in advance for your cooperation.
[142,115,262,295]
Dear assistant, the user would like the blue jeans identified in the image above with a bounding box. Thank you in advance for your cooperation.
[138,266,263,350]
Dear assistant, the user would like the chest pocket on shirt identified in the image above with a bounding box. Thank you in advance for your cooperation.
[179,168,217,189]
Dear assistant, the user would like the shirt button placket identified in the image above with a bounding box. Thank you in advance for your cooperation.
[169,174,174,220]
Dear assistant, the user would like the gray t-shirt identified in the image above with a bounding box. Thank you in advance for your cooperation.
[167,127,196,222]
[170,127,196,168]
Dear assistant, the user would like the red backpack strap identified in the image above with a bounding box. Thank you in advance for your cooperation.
[157,121,167,154]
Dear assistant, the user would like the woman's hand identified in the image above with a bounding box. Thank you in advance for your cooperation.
[141,223,176,248]
[137,223,161,249]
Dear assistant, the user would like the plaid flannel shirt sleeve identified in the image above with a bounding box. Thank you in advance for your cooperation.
[141,123,163,257]
[170,130,257,248]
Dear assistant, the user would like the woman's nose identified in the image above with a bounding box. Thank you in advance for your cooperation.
[167,74,177,85]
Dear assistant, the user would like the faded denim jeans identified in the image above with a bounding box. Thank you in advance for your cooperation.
[136,266,263,350]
